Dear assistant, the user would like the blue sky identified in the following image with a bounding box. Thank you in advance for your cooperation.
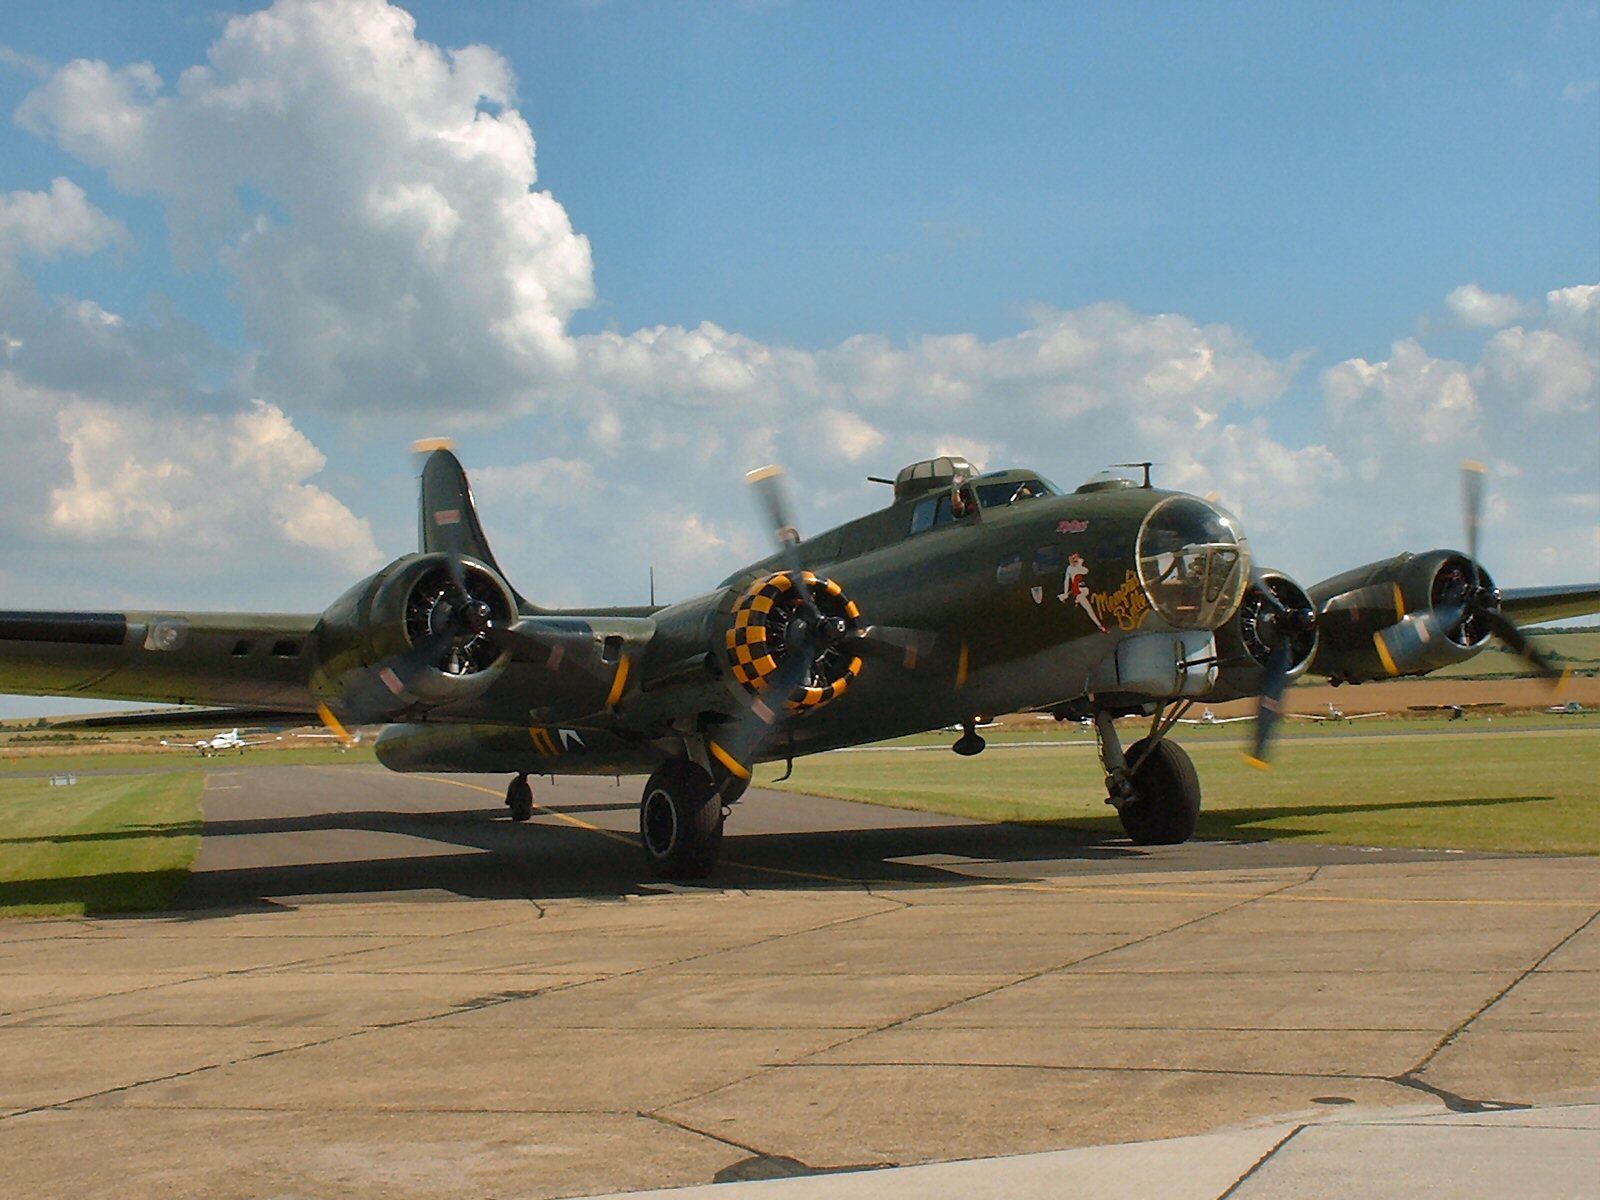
[0,0,1595,693]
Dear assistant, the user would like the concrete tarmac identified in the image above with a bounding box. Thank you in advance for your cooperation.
[2,764,1598,1198]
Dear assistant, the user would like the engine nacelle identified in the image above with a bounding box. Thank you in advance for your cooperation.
[1308,550,1495,683]
[309,553,517,715]
[723,571,863,714]
[1208,569,1319,702]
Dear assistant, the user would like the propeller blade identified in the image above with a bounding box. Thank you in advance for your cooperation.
[1463,459,1485,585]
[1480,608,1565,683]
[1372,604,1466,676]
[708,642,818,780]
[746,465,820,618]
[1244,638,1294,770]
[853,624,942,670]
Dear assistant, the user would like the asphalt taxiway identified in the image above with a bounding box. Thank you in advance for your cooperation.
[2,764,1597,1198]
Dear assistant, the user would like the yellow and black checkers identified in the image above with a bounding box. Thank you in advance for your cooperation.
[725,571,863,712]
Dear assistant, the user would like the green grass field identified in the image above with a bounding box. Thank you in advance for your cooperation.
[0,773,205,917]
[762,727,1600,854]
[0,744,376,775]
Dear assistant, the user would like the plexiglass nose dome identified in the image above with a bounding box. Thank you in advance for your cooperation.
[1135,496,1251,629]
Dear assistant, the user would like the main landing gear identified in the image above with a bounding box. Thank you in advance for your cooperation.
[504,773,533,822]
[639,760,725,880]
[1094,709,1201,845]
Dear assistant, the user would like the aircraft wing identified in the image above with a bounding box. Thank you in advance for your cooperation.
[0,611,323,715]
[1501,583,1600,626]
[1344,712,1386,720]
[1285,713,1329,722]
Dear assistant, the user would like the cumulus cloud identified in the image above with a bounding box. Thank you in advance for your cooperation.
[1444,282,1532,329]
[0,178,126,260]
[49,400,380,563]
[18,0,593,413]
[2,0,1594,621]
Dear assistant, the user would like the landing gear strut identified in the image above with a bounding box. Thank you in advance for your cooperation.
[639,760,724,880]
[1095,709,1202,845]
[505,773,533,823]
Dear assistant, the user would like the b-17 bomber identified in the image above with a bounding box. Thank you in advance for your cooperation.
[2,449,1595,879]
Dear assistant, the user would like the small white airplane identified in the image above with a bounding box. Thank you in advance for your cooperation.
[160,728,281,756]
[1288,702,1386,723]
[1175,707,1252,726]
[1546,700,1585,715]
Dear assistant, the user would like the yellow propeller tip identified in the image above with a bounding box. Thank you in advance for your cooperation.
[411,437,456,454]
[1462,459,1487,474]
[1372,632,1400,677]
[745,464,783,484]
[1242,754,1272,772]
[1555,668,1572,696]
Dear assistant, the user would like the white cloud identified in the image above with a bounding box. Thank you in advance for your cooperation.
[1,0,1594,622]
[49,400,380,569]
[0,178,126,261]
[1562,79,1599,102]
[19,0,593,413]
[1443,283,1531,329]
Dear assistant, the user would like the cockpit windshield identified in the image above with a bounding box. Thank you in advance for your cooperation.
[1135,497,1250,629]
[974,478,1055,509]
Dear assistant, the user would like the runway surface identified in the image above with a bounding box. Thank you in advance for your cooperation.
[2,763,1598,1198]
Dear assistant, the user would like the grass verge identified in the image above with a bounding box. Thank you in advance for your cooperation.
[0,773,205,916]
[763,728,1600,854]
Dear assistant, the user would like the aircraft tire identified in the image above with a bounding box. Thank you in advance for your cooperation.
[1117,738,1201,845]
[506,774,534,823]
[640,760,723,880]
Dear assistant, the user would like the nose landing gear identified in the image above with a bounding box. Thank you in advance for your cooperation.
[1095,709,1201,845]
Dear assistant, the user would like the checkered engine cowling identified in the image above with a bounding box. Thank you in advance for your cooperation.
[724,571,864,712]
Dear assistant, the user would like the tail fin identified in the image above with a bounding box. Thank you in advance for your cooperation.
[416,444,537,612]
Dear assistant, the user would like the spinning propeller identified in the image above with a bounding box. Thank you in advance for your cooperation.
[1242,571,1319,769]
[316,444,622,742]
[1244,460,1564,769]
[1372,462,1564,684]
[708,466,948,780]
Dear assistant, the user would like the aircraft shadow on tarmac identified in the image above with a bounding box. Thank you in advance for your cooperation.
[168,807,1146,911]
[1,793,1542,917]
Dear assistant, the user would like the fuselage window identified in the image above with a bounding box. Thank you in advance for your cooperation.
[1032,545,1063,576]
[995,553,1022,585]
[910,494,956,534]
[975,479,1053,509]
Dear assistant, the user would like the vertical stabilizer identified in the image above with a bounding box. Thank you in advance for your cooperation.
[416,445,536,612]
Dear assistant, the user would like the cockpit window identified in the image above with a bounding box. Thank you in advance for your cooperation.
[974,478,1054,509]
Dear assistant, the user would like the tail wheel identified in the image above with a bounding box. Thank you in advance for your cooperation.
[640,760,723,880]
[1117,737,1202,845]
[725,570,863,713]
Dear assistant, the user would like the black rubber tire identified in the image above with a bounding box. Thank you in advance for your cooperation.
[507,775,534,823]
[640,760,723,880]
[1117,737,1202,845]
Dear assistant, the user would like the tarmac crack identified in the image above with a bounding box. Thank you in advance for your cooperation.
[661,868,1326,1117]
[1215,1123,1305,1199]
[1390,902,1600,1113]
